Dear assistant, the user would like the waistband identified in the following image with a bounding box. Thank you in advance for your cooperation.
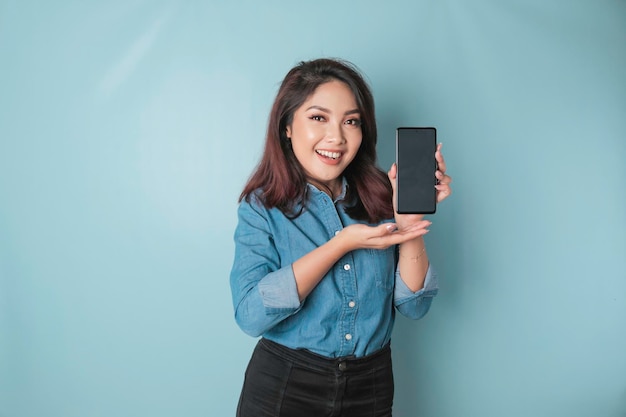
[258,338,391,374]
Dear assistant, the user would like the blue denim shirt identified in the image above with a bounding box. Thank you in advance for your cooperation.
[230,182,439,358]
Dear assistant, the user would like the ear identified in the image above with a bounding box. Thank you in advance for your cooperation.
[285,125,291,139]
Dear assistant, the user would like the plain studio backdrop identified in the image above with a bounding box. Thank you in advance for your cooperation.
[1,1,625,416]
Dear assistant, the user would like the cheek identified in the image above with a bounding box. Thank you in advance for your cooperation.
[291,121,318,142]
[304,123,326,139]
[349,138,364,162]
[345,139,363,164]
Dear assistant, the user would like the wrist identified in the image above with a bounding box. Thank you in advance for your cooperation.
[399,245,427,263]
[398,237,427,261]
[394,214,425,229]
[330,230,355,256]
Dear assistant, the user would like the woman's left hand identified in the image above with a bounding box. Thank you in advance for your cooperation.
[388,143,453,229]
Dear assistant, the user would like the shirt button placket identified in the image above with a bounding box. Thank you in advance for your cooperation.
[341,261,355,354]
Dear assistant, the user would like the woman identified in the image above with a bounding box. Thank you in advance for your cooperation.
[230,58,452,417]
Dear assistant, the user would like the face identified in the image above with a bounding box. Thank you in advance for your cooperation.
[286,80,362,196]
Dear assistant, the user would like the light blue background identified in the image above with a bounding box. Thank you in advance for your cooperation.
[1,1,625,416]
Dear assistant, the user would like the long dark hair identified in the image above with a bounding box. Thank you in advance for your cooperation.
[240,58,393,223]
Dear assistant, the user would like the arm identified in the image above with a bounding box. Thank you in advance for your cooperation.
[230,198,432,337]
[293,223,431,301]
[229,200,301,337]
[397,236,430,291]
[388,143,452,318]
[388,143,452,292]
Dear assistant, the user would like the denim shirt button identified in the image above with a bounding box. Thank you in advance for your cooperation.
[345,333,352,341]
[348,301,356,308]
[343,264,351,271]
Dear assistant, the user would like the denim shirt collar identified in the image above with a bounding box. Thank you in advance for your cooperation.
[306,177,348,203]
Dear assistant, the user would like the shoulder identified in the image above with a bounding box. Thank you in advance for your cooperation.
[238,190,268,217]
[238,189,297,222]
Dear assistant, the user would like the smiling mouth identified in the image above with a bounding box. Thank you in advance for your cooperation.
[316,150,342,160]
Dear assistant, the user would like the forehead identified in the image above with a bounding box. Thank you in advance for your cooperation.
[301,80,358,110]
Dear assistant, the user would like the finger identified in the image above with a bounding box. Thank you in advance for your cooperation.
[370,227,430,249]
[387,163,398,189]
[369,223,399,238]
[435,143,447,174]
[388,163,398,211]
[435,184,452,202]
[398,220,431,232]
[382,220,430,236]
[388,164,397,187]
[436,173,453,185]
[387,227,430,245]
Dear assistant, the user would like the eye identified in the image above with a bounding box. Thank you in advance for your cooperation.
[345,118,362,127]
[310,115,326,122]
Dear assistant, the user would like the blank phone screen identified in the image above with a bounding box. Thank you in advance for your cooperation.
[396,127,437,214]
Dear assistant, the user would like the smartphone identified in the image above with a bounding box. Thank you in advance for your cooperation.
[396,127,437,214]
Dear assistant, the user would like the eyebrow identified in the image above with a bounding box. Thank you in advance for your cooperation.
[305,105,360,116]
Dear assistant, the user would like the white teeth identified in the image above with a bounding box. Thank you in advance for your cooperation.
[316,150,341,159]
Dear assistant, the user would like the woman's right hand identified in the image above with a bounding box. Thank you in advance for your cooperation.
[336,221,431,251]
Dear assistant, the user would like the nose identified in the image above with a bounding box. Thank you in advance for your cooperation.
[325,122,346,144]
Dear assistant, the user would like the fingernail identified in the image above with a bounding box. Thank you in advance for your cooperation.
[386,224,398,232]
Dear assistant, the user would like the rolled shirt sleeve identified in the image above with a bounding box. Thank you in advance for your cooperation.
[394,264,439,320]
[258,265,301,312]
[230,200,302,337]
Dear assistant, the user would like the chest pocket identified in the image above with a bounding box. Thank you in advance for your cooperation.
[367,247,396,290]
